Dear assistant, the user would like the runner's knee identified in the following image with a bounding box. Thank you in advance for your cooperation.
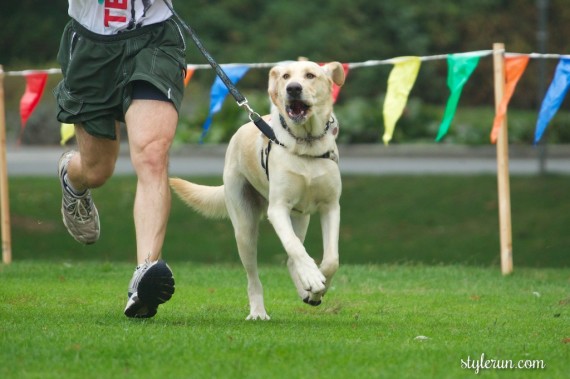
[82,163,115,188]
[131,139,170,176]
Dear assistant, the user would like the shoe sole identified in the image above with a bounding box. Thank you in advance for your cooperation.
[124,261,175,318]
[138,261,175,305]
[124,296,157,318]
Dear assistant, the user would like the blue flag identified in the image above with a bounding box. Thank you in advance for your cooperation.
[534,57,570,144]
[201,65,250,141]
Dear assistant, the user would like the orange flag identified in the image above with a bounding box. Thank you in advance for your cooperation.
[491,55,529,144]
[184,68,195,87]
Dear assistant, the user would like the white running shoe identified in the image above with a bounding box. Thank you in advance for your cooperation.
[58,151,100,245]
[124,260,175,318]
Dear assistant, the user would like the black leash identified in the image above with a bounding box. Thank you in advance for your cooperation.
[162,0,282,145]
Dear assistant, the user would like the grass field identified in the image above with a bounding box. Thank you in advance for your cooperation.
[1,175,569,378]
[1,263,568,379]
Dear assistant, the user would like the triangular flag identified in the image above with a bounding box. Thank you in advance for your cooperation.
[60,123,75,146]
[435,53,480,142]
[20,72,48,130]
[201,65,250,141]
[534,57,570,144]
[184,68,195,87]
[332,63,349,103]
[491,55,529,144]
[382,57,421,145]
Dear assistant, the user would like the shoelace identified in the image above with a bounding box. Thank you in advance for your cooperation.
[64,194,93,223]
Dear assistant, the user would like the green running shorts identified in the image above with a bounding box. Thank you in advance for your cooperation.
[54,17,186,140]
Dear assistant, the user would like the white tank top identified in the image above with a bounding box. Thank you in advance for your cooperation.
[68,0,173,35]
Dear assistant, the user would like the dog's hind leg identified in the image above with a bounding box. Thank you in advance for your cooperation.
[225,181,270,320]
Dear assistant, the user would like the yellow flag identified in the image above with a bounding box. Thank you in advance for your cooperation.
[382,57,421,145]
[60,123,75,146]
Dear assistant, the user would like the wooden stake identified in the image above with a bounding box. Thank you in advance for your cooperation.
[492,44,513,275]
[0,65,12,264]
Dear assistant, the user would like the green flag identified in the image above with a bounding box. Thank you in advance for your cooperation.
[436,53,480,142]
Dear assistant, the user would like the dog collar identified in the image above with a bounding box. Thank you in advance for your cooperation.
[278,114,335,144]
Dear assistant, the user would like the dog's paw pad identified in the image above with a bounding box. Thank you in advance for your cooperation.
[303,297,322,306]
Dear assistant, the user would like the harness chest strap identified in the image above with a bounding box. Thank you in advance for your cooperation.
[260,139,339,180]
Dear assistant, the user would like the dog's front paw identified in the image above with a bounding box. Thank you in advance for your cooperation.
[246,312,271,321]
[296,259,327,294]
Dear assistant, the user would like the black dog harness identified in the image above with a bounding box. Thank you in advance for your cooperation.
[260,115,339,180]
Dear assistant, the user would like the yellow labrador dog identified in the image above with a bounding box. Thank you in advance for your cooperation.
[170,61,345,320]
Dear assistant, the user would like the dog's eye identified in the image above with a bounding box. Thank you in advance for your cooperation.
[282,73,290,80]
[306,73,316,79]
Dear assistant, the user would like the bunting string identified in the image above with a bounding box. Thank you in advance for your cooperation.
[5,51,566,76]
[2,50,570,145]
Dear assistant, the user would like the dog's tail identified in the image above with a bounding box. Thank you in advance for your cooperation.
[169,177,228,219]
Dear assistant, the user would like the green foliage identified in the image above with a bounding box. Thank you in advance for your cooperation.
[3,1,570,145]
[4,0,570,108]
[1,262,568,378]
[334,96,385,144]
[0,1,68,68]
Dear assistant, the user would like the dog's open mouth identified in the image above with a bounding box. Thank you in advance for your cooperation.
[286,100,311,122]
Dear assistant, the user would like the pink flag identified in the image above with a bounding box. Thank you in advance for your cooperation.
[491,55,529,144]
[20,72,48,129]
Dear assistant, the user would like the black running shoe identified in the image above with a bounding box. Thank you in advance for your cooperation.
[124,260,175,318]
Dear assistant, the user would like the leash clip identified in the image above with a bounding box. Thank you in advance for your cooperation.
[238,99,262,123]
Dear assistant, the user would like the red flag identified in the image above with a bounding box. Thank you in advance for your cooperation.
[491,56,529,144]
[332,63,349,103]
[20,72,48,129]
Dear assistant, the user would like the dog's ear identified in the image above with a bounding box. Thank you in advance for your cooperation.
[323,62,345,87]
[268,66,281,105]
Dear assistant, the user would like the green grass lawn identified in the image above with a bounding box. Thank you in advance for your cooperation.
[1,262,568,379]
[1,175,569,378]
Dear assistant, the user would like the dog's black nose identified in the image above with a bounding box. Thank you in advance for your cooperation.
[286,82,303,98]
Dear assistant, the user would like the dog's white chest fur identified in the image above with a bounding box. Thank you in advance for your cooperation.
[267,147,341,215]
